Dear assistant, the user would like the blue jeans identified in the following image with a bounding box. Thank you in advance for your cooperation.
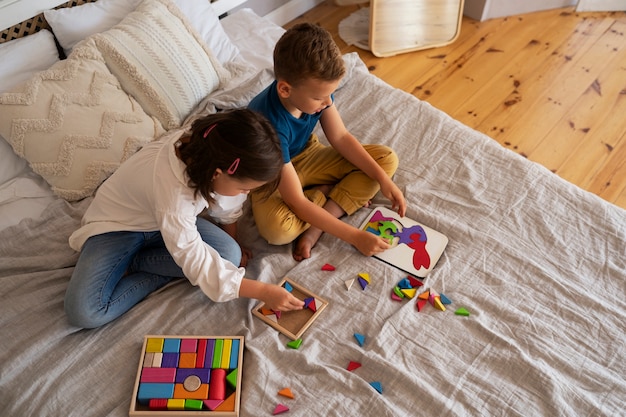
[65,217,241,328]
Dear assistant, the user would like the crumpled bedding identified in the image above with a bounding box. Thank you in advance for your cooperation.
[1,10,624,417]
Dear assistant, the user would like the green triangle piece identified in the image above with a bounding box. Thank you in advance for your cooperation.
[369,381,383,394]
[455,307,470,316]
[226,368,238,389]
[287,338,303,349]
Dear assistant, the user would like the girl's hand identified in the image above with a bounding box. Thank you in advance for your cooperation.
[261,284,305,312]
[353,229,390,257]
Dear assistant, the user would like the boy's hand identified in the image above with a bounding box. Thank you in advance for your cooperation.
[380,179,406,217]
[261,284,305,312]
[353,229,391,257]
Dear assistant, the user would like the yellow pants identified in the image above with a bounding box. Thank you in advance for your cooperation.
[252,134,399,245]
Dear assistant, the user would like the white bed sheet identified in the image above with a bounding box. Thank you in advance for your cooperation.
[0,8,624,417]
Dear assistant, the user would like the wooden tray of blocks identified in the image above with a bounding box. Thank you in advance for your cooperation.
[252,278,328,340]
[129,335,244,417]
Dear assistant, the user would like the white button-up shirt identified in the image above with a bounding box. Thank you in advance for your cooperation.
[69,128,246,302]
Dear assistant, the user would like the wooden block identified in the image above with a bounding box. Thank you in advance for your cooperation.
[138,383,174,405]
[229,339,240,369]
[146,338,164,353]
[203,399,224,411]
[407,275,423,287]
[418,290,430,300]
[178,352,196,368]
[321,263,336,271]
[221,338,232,369]
[185,399,203,410]
[347,361,362,371]
[416,299,428,312]
[433,297,446,311]
[345,278,355,290]
[391,290,403,301]
[180,338,197,353]
[354,333,365,347]
[273,403,290,415]
[286,338,303,349]
[358,272,371,283]
[358,277,369,290]
[140,367,176,383]
[214,392,236,412]
[400,288,417,299]
[196,338,207,368]
[173,383,209,400]
[455,307,470,316]
[148,398,167,410]
[167,398,185,410]
[209,368,226,401]
[370,381,383,394]
[393,286,405,298]
[226,368,238,390]
[163,338,180,353]
[439,293,452,305]
[397,278,412,289]
[212,339,224,368]
[278,387,295,399]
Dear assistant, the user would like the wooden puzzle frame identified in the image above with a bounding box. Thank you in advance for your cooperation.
[252,278,329,340]
[129,335,244,417]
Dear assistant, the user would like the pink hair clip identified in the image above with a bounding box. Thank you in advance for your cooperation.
[203,124,217,138]
[227,158,240,175]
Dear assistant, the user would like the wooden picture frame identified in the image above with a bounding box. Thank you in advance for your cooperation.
[252,278,328,340]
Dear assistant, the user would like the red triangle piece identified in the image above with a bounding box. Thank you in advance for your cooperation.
[321,263,336,271]
[273,403,289,415]
[347,361,362,371]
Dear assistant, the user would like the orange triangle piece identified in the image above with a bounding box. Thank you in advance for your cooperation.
[214,393,236,412]
[278,387,294,399]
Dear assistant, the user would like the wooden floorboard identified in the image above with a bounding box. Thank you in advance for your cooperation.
[285,4,626,210]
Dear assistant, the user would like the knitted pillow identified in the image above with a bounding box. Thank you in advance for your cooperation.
[91,0,230,130]
[0,39,164,201]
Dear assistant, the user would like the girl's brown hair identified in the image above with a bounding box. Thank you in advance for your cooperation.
[178,109,283,203]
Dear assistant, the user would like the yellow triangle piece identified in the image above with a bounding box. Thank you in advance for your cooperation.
[400,288,417,299]
[358,272,370,283]
[278,387,294,399]
[433,297,446,311]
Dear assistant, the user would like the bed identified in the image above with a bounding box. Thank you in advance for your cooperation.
[0,1,624,416]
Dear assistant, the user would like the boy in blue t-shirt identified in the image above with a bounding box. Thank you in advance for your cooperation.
[249,23,406,261]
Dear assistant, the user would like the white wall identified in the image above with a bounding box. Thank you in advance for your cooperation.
[235,0,324,26]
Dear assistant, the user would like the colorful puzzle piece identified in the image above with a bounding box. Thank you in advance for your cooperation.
[273,403,290,415]
[278,387,295,399]
[347,361,362,371]
[286,339,303,349]
[321,263,336,271]
[370,381,383,394]
[354,333,365,347]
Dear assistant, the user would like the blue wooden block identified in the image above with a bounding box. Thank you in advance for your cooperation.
[137,383,174,405]
[229,339,240,369]
[440,293,452,305]
[354,333,365,347]
[163,338,181,353]
[370,381,383,394]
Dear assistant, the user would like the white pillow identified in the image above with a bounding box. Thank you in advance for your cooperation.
[44,0,241,64]
[0,38,165,201]
[0,30,59,185]
[91,0,230,129]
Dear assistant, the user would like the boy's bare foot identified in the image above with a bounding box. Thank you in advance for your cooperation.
[292,228,322,261]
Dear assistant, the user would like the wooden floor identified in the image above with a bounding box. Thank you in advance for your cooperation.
[285,4,626,210]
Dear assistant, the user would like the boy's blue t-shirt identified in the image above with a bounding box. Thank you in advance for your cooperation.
[249,80,332,164]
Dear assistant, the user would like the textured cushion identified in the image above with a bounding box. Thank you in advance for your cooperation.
[0,30,60,186]
[44,0,241,64]
[91,0,230,129]
[0,39,164,201]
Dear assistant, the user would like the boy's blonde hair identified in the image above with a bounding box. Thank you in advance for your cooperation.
[273,22,345,86]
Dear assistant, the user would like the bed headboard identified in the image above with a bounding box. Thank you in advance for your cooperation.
[0,0,246,43]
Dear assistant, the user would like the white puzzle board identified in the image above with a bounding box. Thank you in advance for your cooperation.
[360,206,448,277]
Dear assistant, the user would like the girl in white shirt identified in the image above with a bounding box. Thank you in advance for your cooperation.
[65,109,304,328]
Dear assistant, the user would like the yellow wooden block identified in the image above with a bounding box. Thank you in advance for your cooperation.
[358,272,370,283]
[221,338,232,369]
[167,399,185,410]
[400,288,417,299]
[146,338,164,353]
[433,297,446,311]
